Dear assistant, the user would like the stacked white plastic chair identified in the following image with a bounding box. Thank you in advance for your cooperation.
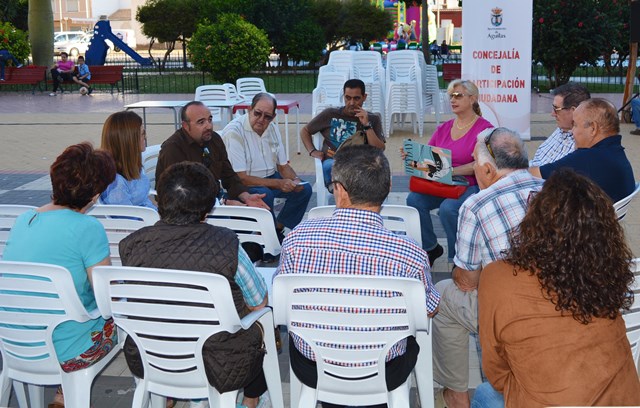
[352,51,386,122]
[326,50,355,78]
[0,205,36,259]
[385,50,425,137]
[311,71,348,117]
[194,85,231,125]
[236,77,267,102]
[421,63,441,126]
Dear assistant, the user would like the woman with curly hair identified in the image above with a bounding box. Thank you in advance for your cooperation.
[3,143,118,407]
[473,168,640,408]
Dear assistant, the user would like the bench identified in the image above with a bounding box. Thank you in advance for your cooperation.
[442,63,461,83]
[0,66,48,94]
[47,65,125,94]
[88,65,124,94]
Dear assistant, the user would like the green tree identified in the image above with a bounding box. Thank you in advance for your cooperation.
[188,14,270,82]
[0,0,28,31]
[595,0,631,75]
[282,18,325,66]
[533,0,606,88]
[28,0,53,66]
[0,21,29,62]
[311,0,392,56]
[136,0,203,69]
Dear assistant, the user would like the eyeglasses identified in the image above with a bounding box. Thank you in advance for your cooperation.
[484,128,498,160]
[252,109,276,122]
[552,105,570,113]
[328,180,348,193]
[202,147,212,168]
[449,92,470,100]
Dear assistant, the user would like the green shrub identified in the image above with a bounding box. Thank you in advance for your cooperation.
[0,21,30,64]
[188,14,270,83]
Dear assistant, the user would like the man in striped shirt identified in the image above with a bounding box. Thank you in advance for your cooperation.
[276,144,439,408]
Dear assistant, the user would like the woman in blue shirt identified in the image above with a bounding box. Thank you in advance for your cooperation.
[3,142,118,407]
[100,111,157,210]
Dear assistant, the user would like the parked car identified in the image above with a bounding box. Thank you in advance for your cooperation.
[54,33,95,57]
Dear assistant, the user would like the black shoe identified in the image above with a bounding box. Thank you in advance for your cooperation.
[87,86,93,94]
[631,128,640,136]
[427,244,444,266]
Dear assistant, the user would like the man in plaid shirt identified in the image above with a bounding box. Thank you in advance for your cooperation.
[433,128,544,408]
[277,144,439,408]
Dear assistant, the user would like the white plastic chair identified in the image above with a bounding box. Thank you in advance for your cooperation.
[308,204,422,247]
[353,51,386,120]
[236,77,267,102]
[205,206,281,257]
[312,134,331,207]
[421,63,441,126]
[0,261,121,408]
[142,143,161,197]
[194,85,230,125]
[327,50,354,78]
[92,265,284,408]
[312,71,348,117]
[614,182,640,221]
[0,205,36,259]
[623,258,640,373]
[87,205,160,266]
[272,274,433,408]
[385,51,424,137]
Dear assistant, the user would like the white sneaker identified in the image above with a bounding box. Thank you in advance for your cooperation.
[49,92,56,96]
[257,392,271,408]
[188,399,209,408]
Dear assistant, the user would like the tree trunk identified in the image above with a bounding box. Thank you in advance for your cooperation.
[28,0,54,67]
[422,0,431,64]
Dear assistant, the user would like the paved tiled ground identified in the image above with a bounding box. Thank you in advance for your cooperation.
[0,91,638,407]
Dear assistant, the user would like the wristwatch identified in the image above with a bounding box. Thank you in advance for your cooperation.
[362,122,373,131]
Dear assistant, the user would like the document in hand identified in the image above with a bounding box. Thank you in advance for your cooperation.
[403,139,456,185]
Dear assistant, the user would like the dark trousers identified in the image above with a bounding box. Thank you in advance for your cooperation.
[289,336,419,408]
[50,68,74,91]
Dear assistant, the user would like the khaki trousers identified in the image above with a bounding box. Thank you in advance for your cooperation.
[432,279,478,392]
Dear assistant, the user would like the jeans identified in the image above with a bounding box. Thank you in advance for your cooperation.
[471,382,504,408]
[631,98,640,128]
[406,185,479,259]
[0,49,20,80]
[322,158,334,187]
[248,172,312,229]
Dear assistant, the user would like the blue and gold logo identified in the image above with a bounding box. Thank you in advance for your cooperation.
[491,7,503,27]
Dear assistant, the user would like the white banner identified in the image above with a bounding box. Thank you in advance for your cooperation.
[461,1,533,139]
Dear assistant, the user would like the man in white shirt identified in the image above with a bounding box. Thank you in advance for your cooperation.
[221,93,312,238]
[530,82,590,166]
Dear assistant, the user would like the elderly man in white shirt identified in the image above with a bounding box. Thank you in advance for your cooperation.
[529,82,590,166]
[221,93,312,239]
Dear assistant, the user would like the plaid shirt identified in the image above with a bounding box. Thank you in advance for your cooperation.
[529,127,575,167]
[454,170,544,271]
[235,243,267,307]
[276,208,440,362]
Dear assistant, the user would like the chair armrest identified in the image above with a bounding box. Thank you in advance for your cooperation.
[239,307,272,330]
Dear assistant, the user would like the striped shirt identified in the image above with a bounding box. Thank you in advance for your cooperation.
[530,128,575,167]
[276,208,440,361]
[454,170,545,271]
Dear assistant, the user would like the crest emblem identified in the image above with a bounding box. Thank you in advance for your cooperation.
[491,7,503,27]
